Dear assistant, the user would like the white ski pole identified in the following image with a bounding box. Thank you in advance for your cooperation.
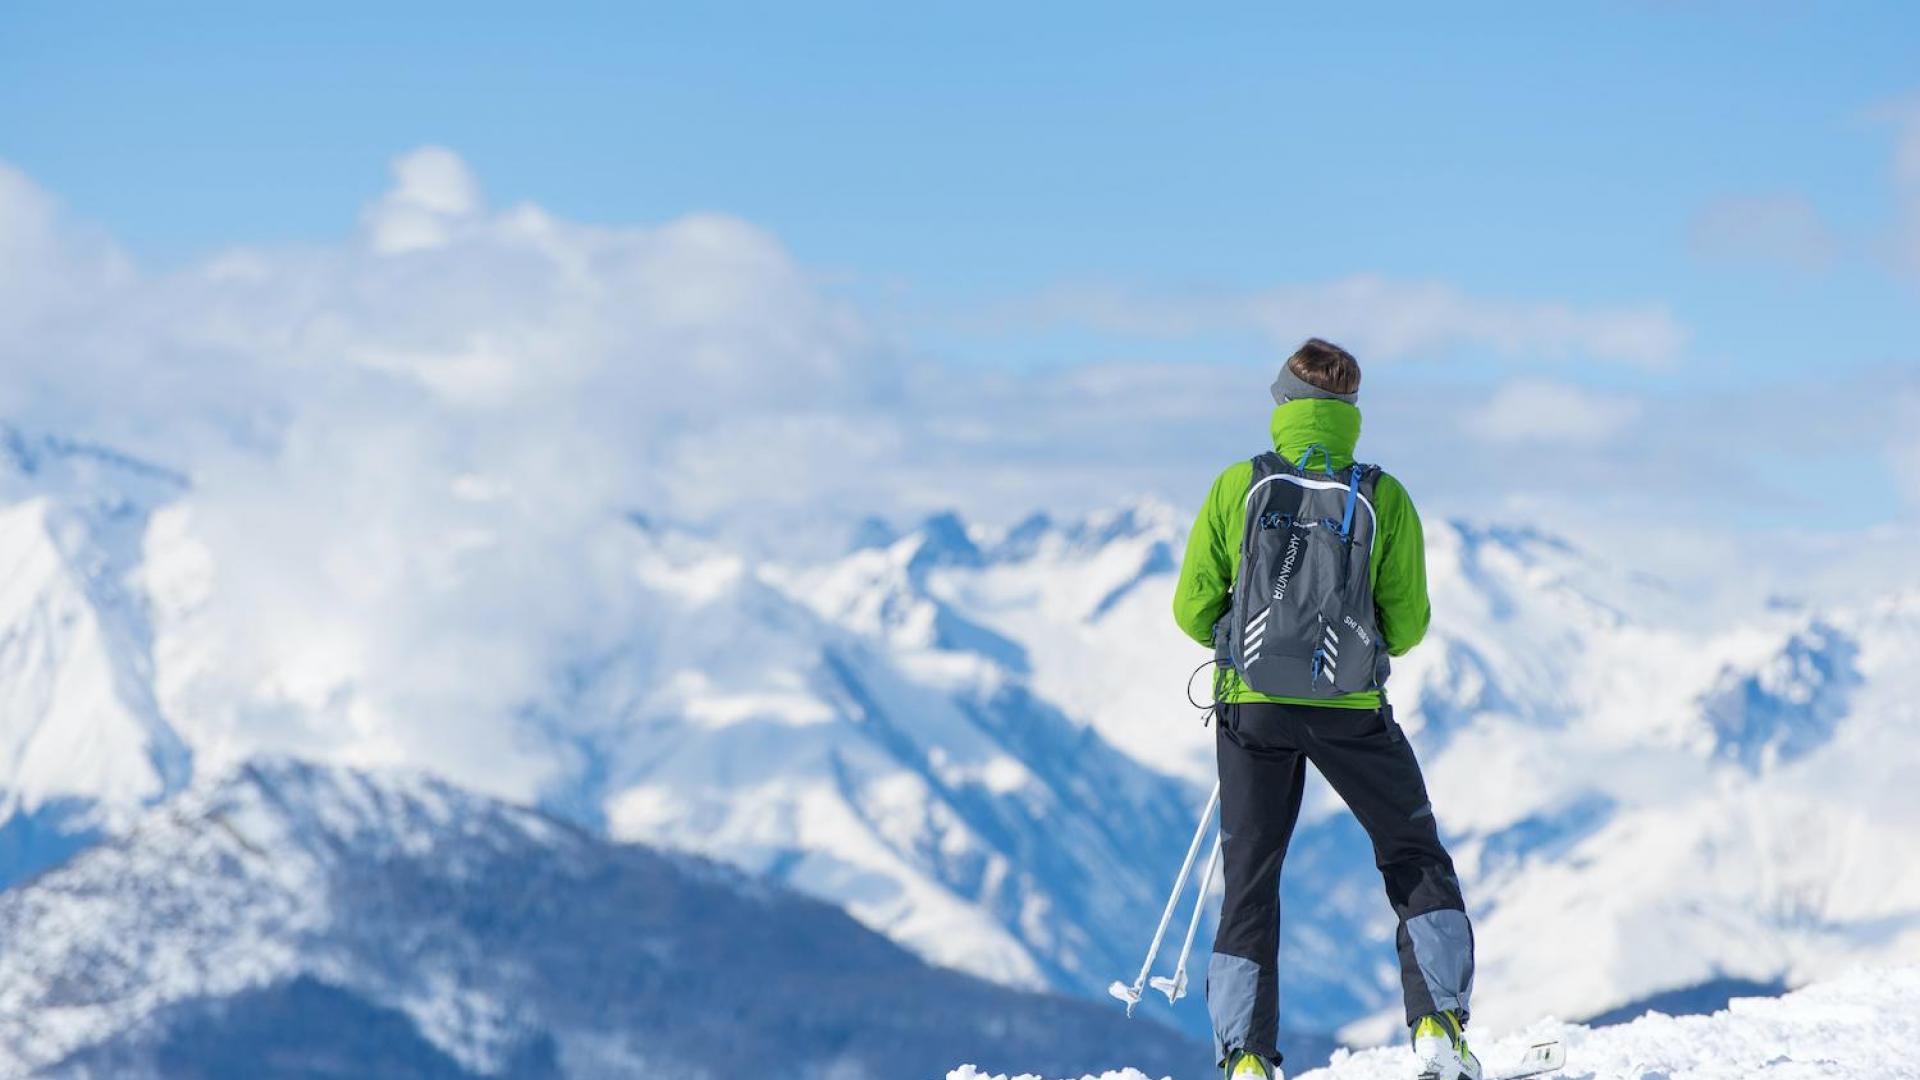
[1110,779,1220,1017]
[1151,827,1222,1003]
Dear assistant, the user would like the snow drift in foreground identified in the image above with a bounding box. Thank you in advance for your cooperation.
[949,965,1920,1080]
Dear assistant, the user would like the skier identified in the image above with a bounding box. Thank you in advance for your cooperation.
[1172,339,1477,1080]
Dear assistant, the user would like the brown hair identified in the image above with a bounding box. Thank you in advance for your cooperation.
[1286,338,1361,396]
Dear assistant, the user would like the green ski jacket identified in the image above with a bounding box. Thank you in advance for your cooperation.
[1172,398,1430,709]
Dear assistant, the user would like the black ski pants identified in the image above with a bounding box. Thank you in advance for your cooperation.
[1206,700,1474,1066]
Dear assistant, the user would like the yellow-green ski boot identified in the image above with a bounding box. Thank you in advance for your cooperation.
[1412,1010,1482,1080]
[1225,1048,1281,1079]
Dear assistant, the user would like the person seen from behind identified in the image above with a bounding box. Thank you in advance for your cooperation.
[1172,338,1477,1080]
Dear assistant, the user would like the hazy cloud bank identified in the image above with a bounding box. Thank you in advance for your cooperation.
[0,147,1912,804]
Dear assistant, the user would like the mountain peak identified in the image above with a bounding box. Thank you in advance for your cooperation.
[200,756,579,861]
[1007,498,1180,557]
[0,494,189,853]
[0,422,188,505]
[1700,619,1861,773]
[907,510,985,572]
[1442,518,1581,560]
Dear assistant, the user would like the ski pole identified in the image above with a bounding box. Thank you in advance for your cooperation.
[1109,779,1219,1017]
[1152,828,1222,1003]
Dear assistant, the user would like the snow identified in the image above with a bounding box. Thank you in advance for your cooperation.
[952,965,1920,1080]
[1308,966,1920,1080]
[948,1069,1166,1080]
[0,432,189,839]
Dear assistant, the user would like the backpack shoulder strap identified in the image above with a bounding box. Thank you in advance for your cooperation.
[1345,463,1386,540]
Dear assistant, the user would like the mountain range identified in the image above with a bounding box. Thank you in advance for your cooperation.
[0,422,1915,1071]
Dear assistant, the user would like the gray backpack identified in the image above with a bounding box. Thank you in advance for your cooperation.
[1216,446,1387,698]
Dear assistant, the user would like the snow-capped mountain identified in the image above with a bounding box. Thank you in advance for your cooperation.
[0,426,1205,1011]
[594,517,1199,997]
[0,427,190,887]
[838,506,1920,1041]
[1,420,1916,1064]
[1428,588,1920,1041]
[833,503,1210,784]
[0,758,1209,1079]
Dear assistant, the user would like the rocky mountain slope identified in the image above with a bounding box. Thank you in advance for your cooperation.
[0,759,1208,1079]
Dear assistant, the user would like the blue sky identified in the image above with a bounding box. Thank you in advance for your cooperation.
[7,4,1918,364]
[2,3,1918,552]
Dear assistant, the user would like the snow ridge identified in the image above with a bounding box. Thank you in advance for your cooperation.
[951,965,1920,1079]
[602,518,1202,996]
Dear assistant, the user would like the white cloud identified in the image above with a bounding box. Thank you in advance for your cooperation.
[361,146,484,254]
[0,147,898,803]
[0,162,133,335]
[0,147,1907,807]
[1465,379,1644,445]
[1689,194,1836,271]
[1024,275,1686,368]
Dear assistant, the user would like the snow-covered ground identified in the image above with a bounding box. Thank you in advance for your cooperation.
[950,965,1920,1079]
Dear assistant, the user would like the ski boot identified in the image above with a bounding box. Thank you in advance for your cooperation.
[1224,1048,1282,1079]
[1411,1010,1481,1080]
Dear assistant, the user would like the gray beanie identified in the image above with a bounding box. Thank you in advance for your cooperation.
[1270,362,1358,406]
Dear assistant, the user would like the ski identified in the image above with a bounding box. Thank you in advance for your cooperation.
[1489,1039,1564,1080]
